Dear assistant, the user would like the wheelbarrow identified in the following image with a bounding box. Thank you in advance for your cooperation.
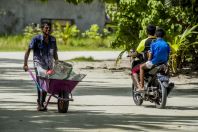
[28,66,85,113]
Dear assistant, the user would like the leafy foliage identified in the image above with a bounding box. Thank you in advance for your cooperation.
[24,24,41,39]
[38,0,120,4]
[107,0,197,49]
[52,22,80,45]
[82,24,101,39]
[169,25,198,73]
[107,1,164,50]
[23,22,114,50]
[107,0,198,71]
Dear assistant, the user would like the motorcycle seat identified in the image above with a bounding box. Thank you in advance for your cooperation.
[147,63,168,76]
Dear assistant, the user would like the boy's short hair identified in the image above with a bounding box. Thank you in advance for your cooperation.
[155,28,166,38]
[147,24,156,36]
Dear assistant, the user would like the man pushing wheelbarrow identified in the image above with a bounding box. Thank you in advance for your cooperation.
[23,22,85,112]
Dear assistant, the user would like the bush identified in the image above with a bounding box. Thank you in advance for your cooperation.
[0,22,117,51]
[24,24,41,39]
[82,24,101,39]
[0,35,28,51]
[52,22,80,45]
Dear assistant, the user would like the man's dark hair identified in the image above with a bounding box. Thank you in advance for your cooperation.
[155,28,166,38]
[41,22,51,30]
[147,24,156,36]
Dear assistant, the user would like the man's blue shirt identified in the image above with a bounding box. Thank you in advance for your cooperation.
[150,38,170,65]
[29,34,57,69]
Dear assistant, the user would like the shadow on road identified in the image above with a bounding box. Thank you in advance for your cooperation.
[1,107,197,132]
[1,58,198,131]
[144,105,198,110]
[0,58,24,64]
[0,58,198,98]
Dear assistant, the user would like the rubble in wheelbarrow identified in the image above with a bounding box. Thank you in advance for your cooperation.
[37,61,86,81]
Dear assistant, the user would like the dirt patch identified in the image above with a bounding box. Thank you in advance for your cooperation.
[72,59,131,71]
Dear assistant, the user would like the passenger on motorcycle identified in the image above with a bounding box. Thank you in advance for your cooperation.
[138,28,170,92]
[130,24,156,90]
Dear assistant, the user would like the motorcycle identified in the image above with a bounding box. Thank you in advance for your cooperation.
[128,50,174,109]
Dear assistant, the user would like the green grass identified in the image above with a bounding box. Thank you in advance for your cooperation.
[67,56,99,62]
[0,35,28,51]
[0,35,121,51]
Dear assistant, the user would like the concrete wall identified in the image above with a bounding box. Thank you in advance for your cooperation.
[0,0,105,34]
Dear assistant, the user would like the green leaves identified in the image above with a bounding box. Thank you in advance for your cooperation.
[108,0,164,51]
[108,0,198,49]
[107,0,198,71]
[24,25,41,39]
[52,22,80,45]
[169,24,198,73]
[173,24,198,50]
[82,24,101,39]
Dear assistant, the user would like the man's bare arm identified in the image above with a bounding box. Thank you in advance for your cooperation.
[23,48,31,71]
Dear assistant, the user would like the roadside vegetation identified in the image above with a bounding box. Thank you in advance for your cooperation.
[0,23,118,51]
[1,0,198,74]
[106,0,198,74]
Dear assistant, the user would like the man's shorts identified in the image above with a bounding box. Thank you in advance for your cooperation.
[131,64,140,74]
[145,61,154,69]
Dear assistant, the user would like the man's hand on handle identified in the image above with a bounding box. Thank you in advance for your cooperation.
[23,65,29,72]
[127,49,137,58]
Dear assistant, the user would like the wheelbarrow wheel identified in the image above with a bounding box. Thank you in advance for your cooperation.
[58,92,69,113]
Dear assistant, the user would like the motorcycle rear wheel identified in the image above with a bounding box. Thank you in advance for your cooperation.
[132,83,143,106]
[155,80,167,109]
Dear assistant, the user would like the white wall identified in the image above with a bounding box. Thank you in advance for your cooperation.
[0,0,105,34]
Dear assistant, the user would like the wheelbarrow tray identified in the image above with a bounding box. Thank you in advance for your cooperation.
[42,79,79,94]
[28,68,85,95]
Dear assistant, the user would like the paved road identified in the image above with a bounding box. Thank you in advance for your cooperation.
[0,52,198,132]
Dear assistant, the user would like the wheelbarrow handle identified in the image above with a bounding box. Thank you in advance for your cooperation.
[27,68,43,92]
[28,68,37,82]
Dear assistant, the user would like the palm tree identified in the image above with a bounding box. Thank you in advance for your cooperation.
[169,25,198,73]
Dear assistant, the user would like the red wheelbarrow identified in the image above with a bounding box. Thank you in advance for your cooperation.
[28,67,85,113]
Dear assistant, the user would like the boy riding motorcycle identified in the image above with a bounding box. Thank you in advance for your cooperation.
[130,24,156,90]
[138,28,170,92]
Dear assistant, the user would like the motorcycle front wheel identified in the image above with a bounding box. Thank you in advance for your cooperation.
[155,80,167,109]
[132,83,143,106]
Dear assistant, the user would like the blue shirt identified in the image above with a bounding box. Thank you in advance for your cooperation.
[29,34,57,69]
[150,38,170,65]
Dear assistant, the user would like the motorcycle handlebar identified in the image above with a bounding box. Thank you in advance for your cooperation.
[127,49,136,58]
